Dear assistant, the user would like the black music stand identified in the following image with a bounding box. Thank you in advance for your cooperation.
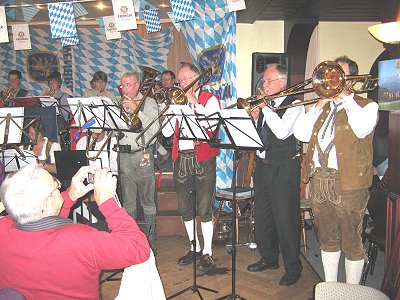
[165,106,218,300]
[0,108,40,175]
[205,108,264,300]
[68,97,131,284]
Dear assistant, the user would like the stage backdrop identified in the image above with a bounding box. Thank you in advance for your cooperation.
[0,27,172,97]
[180,0,237,211]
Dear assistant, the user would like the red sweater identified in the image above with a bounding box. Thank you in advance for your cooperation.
[0,191,150,300]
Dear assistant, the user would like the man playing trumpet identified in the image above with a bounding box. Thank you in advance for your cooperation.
[1,70,31,107]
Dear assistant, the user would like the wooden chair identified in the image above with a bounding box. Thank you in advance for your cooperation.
[300,196,315,254]
[214,151,255,242]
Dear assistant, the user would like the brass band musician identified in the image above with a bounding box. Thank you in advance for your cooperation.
[293,56,379,284]
[247,63,304,286]
[84,71,116,101]
[1,70,31,107]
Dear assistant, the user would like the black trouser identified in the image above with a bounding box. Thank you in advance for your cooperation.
[253,157,303,275]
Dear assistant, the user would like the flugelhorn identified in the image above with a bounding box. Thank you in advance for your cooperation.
[233,61,378,113]
[1,88,15,104]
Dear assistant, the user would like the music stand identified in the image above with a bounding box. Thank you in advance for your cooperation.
[165,106,218,300]
[67,97,130,283]
[0,108,40,175]
[3,149,37,172]
[205,108,264,300]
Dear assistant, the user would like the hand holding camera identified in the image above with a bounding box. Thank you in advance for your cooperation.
[92,168,117,206]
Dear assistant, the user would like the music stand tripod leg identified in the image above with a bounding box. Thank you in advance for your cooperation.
[215,151,246,300]
[167,190,218,300]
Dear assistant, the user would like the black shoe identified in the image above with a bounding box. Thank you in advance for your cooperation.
[279,272,301,286]
[177,250,202,265]
[197,254,215,273]
[247,259,279,272]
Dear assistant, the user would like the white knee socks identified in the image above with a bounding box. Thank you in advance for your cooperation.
[345,258,364,284]
[184,220,201,252]
[201,221,214,256]
[321,250,341,282]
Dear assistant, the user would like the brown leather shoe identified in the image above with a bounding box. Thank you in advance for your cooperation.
[177,250,202,265]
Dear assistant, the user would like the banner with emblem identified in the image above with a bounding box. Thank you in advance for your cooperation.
[180,0,237,212]
[112,0,137,31]
[103,15,121,40]
[12,24,31,50]
[0,6,9,43]
[0,27,172,99]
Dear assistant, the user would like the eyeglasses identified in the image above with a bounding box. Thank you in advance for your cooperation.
[261,78,285,85]
[120,82,139,89]
[177,76,194,84]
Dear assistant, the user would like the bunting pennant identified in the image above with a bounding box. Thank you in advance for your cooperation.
[96,17,105,29]
[61,36,79,46]
[112,0,137,31]
[0,6,9,43]
[48,3,78,39]
[143,9,161,33]
[170,0,195,22]
[21,2,40,23]
[166,11,181,32]
[12,23,31,50]
[73,2,89,18]
[180,0,237,211]
[3,0,16,20]
[103,15,121,40]
[138,0,157,20]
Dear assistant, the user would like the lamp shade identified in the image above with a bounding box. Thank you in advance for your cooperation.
[368,21,400,44]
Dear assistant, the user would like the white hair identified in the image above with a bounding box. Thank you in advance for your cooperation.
[0,164,53,224]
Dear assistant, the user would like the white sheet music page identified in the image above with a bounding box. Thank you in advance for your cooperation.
[0,107,24,144]
[218,108,263,149]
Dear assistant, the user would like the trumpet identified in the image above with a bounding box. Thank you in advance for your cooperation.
[1,88,15,104]
[234,60,378,113]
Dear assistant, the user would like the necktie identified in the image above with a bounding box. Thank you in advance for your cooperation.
[321,102,342,139]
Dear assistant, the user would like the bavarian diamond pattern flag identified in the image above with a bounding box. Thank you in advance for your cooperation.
[48,3,77,39]
[143,9,161,33]
[61,36,79,46]
[170,0,195,22]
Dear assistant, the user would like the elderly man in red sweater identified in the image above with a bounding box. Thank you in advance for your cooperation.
[0,165,151,299]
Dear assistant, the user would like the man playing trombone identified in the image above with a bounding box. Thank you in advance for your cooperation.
[247,63,304,286]
[294,56,379,284]
[117,71,160,253]
[162,63,220,274]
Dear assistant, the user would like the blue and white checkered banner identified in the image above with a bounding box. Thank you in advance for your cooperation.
[138,0,157,20]
[61,36,79,46]
[179,0,237,210]
[143,9,161,33]
[128,27,172,74]
[48,3,77,39]
[170,0,195,22]
[3,0,16,20]
[0,27,172,99]
[166,11,181,32]
[21,2,40,23]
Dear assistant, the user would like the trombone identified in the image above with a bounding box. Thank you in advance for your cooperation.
[85,131,114,161]
[135,67,213,149]
[234,60,378,113]
[118,66,161,133]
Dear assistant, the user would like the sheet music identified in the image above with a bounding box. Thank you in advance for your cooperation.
[0,107,24,144]
[68,97,129,131]
[218,108,263,148]
[168,105,209,141]
[3,148,37,172]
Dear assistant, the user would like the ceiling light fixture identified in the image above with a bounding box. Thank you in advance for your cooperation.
[368,21,400,44]
[97,2,106,10]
